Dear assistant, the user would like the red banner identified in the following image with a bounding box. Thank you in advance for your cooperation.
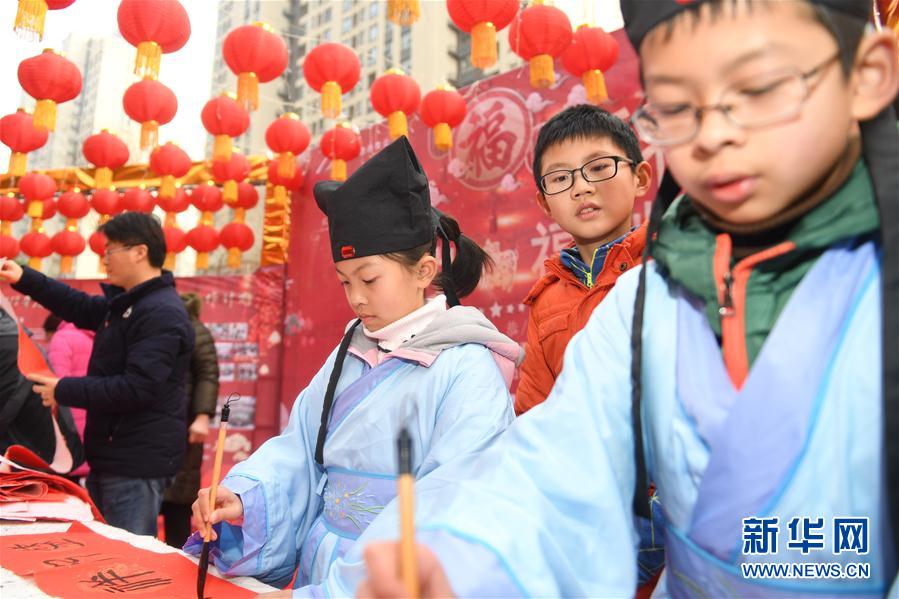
[280,29,658,408]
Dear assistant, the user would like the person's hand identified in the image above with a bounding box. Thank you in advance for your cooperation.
[357,542,455,598]
[27,373,59,410]
[191,484,243,541]
[188,414,210,444]
[0,259,23,284]
[255,591,292,598]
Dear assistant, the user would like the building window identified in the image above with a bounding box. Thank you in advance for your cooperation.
[369,2,379,18]
[321,28,332,41]
[368,24,378,43]
[343,0,352,10]
[366,46,377,66]
[342,16,352,33]
[367,71,376,87]
[323,7,332,22]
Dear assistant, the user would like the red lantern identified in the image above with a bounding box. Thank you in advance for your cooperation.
[117,0,190,80]
[0,109,48,176]
[190,182,224,226]
[14,0,75,41]
[157,186,190,216]
[18,172,56,219]
[265,113,310,179]
[219,222,254,269]
[17,49,82,131]
[123,186,155,213]
[387,0,420,26]
[82,130,129,189]
[57,189,89,219]
[0,194,25,238]
[561,26,620,104]
[507,3,573,89]
[187,224,219,270]
[20,230,52,270]
[89,230,106,264]
[222,22,288,112]
[123,78,178,150]
[201,92,250,161]
[149,142,191,199]
[91,189,123,221]
[211,152,250,204]
[235,182,259,210]
[303,43,361,119]
[370,69,421,140]
[419,85,467,151]
[447,0,519,69]
[51,229,85,274]
[267,159,303,190]
[158,187,189,270]
[320,123,361,182]
[0,234,18,259]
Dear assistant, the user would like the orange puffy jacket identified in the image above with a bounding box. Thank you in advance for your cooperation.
[515,224,647,415]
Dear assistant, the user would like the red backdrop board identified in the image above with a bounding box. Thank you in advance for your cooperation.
[279,29,660,410]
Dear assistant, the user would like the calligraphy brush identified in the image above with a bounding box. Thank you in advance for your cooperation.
[197,393,238,599]
[397,399,419,599]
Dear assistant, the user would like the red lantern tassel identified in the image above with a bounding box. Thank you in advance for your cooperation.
[28,256,42,270]
[470,22,498,70]
[273,185,287,206]
[164,252,176,270]
[140,120,159,150]
[8,152,27,177]
[201,210,214,227]
[223,181,238,205]
[226,248,241,269]
[277,152,295,178]
[237,72,259,111]
[160,174,176,199]
[331,159,347,182]
[582,69,608,104]
[433,123,453,151]
[26,200,43,219]
[14,0,47,41]
[0,222,11,236]
[387,0,420,26]
[59,255,73,274]
[213,135,233,161]
[135,40,162,80]
[196,251,209,270]
[33,99,57,131]
[321,81,342,119]
[95,166,113,189]
[528,55,555,89]
[387,111,408,140]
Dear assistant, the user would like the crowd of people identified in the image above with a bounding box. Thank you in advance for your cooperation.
[1,0,897,596]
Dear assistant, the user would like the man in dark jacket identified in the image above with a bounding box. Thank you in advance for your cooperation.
[0,212,194,536]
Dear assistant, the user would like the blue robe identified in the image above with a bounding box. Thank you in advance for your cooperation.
[184,308,519,590]
[310,240,895,597]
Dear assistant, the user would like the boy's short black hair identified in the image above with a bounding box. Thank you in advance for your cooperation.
[648,1,866,76]
[532,105,644,189]
[98,212,166,269]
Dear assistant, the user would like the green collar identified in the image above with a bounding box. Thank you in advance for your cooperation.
[653,159,880,304]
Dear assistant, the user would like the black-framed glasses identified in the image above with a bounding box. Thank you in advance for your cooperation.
[631,53,841,147]
[539,155,636,195]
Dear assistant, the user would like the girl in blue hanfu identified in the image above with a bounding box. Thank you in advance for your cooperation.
[183,136,522,590]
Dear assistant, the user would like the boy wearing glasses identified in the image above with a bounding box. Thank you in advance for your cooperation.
[517,105,652,417]
[343,0,899,597]
[0,212,194,538]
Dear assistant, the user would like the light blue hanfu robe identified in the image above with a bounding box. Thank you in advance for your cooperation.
[183,301,522,591]
[310,239,896,597]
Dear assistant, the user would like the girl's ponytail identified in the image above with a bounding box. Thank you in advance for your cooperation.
[433,211,493,301]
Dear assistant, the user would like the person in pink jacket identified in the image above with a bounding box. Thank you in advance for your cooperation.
[44,314,95,480]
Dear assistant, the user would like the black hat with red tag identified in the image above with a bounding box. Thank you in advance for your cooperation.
[313,136,433,263]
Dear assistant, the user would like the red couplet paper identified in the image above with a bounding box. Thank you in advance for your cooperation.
[1,522,257,598]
